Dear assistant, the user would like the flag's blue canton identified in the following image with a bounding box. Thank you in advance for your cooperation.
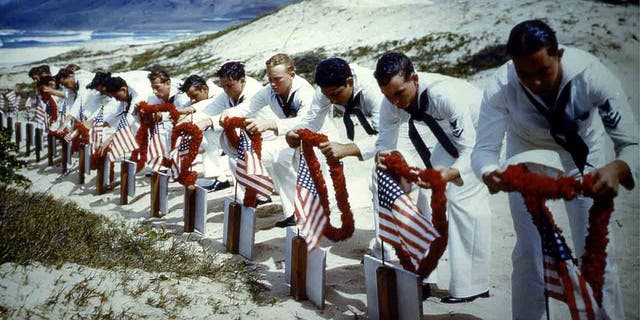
[541,222,573,261]
[179,133,190,154]
[94,107,103,122]
[297,156,317,196]
[116,114,129,130]
[237,131,252,161]
[377,169,404,211]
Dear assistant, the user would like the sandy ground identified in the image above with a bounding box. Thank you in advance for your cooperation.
[0,0,638,319]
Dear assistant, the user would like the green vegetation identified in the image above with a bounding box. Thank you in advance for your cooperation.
[343,32,509,78]
[0,185,267,301]
[292,48,328,85]
[0,128,29,188]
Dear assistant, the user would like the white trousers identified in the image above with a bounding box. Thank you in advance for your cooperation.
[370,138,491,296]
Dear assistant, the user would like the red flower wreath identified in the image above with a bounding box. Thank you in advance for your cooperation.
[50,127,69,139]
[222,117,265,207]
[131,102,181,171]
[498,164,612,306]
[294,129,355,241]
[69,121,90,153]
[168,122,202,186]
[382,152,448,278]
[39,85,58,123]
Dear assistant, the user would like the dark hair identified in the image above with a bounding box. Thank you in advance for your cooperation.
[507,19,558,57]
[314,58,353,88]
[54,68,75,86]
[179,75,208,92]
[216,61,245,80]
[148,69,170,83]
[65,63,81,72]
[104,76,127,94]
[28,67,38,79]
[374,51,414,86]
[36,65,51,75]
[38,75,55,87]
[86,71,112,89]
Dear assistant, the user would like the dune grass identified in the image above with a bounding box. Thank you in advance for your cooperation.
[0,185,268,301]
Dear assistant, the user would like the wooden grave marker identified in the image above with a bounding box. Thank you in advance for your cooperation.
[78,144,90,184]
[47,133,56,166]
[284,226,326,308]
[150,171,169,217]
[183,183,207,234]
[222,197,256,260]
[96,155,110,195]
[7,116,13,141]
[14,121,21,150]
[61,138,70,173]
[119,159,137,205]
[25,122,33,156]
[363,254,423,320]
[35,127,43,162]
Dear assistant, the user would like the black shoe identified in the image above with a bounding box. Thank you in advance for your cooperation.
[213,179,232,191]
[256,196,272,206]
[274,214,296,228]
[201,179,230,193]
[440,290,490,304]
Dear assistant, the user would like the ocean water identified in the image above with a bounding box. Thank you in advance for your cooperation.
[0,28,221,68]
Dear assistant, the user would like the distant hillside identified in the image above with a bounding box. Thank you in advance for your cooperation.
[0,0,299,31]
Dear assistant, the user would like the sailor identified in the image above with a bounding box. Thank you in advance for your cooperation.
[471,20,638,319]
[374,51,492,303]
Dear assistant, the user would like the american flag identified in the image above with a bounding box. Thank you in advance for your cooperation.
[377,169,440,269]
[108,114,138,161]
[35,98,48,129]
[147,122,166,171]
[170,133,191,179]
[90,106,104,148]
[64,104,85,143]
[540,219,603,320]
[64,126,79,142]
[235,130,274,198]
[25,96,33,111]
[6,91,18,115]
[294,153,327,251]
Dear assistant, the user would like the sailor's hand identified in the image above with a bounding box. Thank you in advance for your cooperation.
[482,169,510,194]
[375,150,393,170]
[587,160,633,199]
[319,141,359,160]
[244,118,276,134]
[286,130,300,148]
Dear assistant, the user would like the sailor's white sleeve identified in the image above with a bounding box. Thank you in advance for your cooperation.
[442,97,477,179]
[588,61,640,186]
[375,101,401,153]
[356,95,383,161]
[292,88,331,132]
[471,78,509,179]
[274,86,315,135]
[199,95,231,134]
[226,86,269,118]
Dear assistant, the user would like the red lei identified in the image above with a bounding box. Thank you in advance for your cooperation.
[70,121,90,153]
[295,128,355,241]
[39,85,58,123]
[222,117,265,207]
[168,122,202,186]
[382,152,448,278]
[50,127,69,139]
[131,102,180,171]
[499,164,611,306]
